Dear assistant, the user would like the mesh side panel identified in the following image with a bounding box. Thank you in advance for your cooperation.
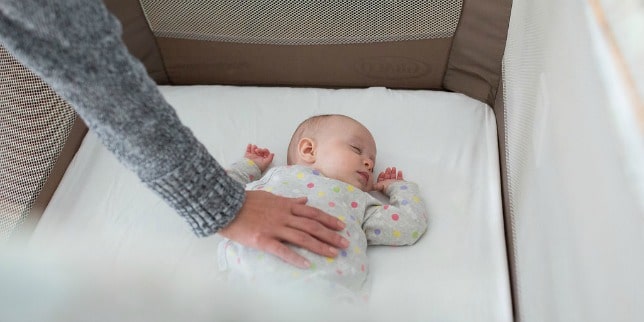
[0,47,76,241]
[502,1,549,320]
[139,0,463,45]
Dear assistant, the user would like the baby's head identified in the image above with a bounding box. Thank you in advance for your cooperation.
[287,114,377,191]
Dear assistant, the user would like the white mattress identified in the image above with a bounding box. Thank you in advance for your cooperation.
[32,86,511,321]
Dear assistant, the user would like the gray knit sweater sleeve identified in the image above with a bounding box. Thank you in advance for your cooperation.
[0,0,245,236]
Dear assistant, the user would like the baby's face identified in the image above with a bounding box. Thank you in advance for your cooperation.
[312,118,377,191]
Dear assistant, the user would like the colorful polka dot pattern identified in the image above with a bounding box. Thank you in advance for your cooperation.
[222,162,427,302]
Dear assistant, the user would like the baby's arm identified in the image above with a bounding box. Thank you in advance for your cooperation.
[227,144,274,185]
[363,167,428,246]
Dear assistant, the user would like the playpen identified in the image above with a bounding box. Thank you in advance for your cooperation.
[1,0,642,321]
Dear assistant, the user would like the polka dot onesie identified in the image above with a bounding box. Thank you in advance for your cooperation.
[219,159,428,302]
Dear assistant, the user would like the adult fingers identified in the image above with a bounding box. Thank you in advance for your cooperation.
[291,200,346,232]
[261,237,311,269]
[286,215,349,256]
[218,191,315,268]
[277,224,342,259]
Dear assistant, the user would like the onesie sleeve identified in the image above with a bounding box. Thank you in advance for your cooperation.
[227,159,263,185]
[0,0,245,237]
[363,181,428,246]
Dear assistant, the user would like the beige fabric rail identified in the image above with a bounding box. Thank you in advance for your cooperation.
[137,0,463,90]
[443,0,512,105]
[103,0,511,106]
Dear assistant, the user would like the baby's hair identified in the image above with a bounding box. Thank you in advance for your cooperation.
[286,114,358,165]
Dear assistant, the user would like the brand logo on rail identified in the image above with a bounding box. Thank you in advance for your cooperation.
[355,57,430,79]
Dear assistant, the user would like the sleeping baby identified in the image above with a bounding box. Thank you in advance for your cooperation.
[219,114,428,302]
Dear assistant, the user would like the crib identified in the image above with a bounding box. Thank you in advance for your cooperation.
[1,1,642,321]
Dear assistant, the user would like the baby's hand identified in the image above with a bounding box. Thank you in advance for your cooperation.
[245,144,274,173]
[373,167,404,192]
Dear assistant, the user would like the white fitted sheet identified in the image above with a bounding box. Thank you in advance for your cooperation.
[33,85,511,321]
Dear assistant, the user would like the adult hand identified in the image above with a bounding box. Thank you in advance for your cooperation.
[218,190,349,268]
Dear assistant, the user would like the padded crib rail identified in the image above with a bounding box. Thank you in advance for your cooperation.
[104,0,511,106]
[0,47,87,241]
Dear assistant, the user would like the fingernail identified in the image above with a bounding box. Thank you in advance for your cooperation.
[302,259,311,268]
[341,238,350,248]
[337,220,346,229]
[328,247,338,256]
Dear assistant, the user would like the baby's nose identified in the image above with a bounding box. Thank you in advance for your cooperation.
[364,159,374,172]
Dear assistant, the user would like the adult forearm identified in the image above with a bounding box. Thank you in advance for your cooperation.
[0,0,244,236]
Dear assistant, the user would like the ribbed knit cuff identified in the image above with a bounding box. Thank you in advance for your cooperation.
[145,146,246,237]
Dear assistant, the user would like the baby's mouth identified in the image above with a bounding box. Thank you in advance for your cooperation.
[357,171,370,185]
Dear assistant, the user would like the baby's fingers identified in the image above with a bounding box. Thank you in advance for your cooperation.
[384,167,396,180]
[378,167,404,181]
[378,168,392,181]
[253,146,272,157]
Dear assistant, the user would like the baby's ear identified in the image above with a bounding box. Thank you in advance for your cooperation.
[298,138,316,164]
